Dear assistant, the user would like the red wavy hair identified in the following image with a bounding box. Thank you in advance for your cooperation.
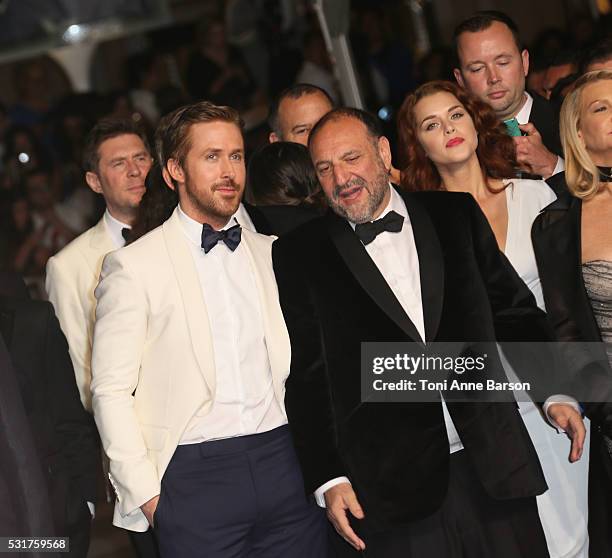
[397,81,517,192]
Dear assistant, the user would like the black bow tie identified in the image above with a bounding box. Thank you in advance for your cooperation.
[354,210,404,245]
[201,223,242,253]
[121,228,130,241]
[597,166,612,182]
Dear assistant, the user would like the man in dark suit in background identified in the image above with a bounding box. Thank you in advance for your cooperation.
[272,108,585,557]
[453,11,563,179]
[0,272,98,557]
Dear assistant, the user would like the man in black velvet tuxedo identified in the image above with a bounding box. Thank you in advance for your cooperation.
[272,108,586,557]
[0,272,98,557]
[453,11,563,180]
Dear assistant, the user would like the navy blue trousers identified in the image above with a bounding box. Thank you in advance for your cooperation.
[154,425,328,557]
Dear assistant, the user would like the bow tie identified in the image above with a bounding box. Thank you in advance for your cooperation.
[354,210,404,245]
[201,223,242,253]
[121,228,130,241]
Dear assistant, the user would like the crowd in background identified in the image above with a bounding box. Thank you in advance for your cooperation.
[0,1,609,298]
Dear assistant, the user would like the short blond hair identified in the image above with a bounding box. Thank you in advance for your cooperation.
[560,70,612,199]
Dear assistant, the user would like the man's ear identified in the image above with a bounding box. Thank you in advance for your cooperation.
[165,158,184,189]
[161,166,176,191]
[453,68,465,88]
[269,131,280,143]
[85,171,103,194]
[378,136,393,173]
[521,49,530,77]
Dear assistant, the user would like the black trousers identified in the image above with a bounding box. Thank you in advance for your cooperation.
[155,425,327,557]
[330,451,550,558]
[128,528,160,558]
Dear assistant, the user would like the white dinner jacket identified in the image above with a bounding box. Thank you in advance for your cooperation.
[46,217,116,411]
[91,208,291,532]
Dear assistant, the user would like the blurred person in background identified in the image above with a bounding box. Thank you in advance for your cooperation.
[453,11,563,179]
[0,271,98,557]
[268,83,334,145]
[398,80,590,558]
[296,31,339,104]
[3,125,51,188]
[581,39,612,73]
[186,18,260,111]
[355,6,416,111]
[416,47,455,85]
[246,141,324,235]
[542,50,579,101]
[24,168,78,254]
[532,70,612,558]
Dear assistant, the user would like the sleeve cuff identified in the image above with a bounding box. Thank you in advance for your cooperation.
[313,476,351,508]
[552,156,565,176]
[543,395,581,432]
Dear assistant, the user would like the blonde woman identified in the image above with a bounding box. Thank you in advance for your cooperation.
[532,70,612,558]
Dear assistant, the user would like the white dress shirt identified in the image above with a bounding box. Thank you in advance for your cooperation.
[176,206,286,444]
[516,93,564,177]
[103,209,130,249]
[314,186,464,506]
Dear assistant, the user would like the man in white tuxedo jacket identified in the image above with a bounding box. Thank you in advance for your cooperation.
[45,119,153,411]
[91,101,326,557]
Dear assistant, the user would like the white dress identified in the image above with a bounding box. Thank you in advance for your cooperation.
[501,178,590,558]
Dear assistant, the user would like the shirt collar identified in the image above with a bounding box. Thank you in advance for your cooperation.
[515,92,533,125]
[177,204,238,246]
[103,209,131,249]
[232,203,256,232]
[348,184,408,230]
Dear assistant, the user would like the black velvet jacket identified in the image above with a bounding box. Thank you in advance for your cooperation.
[273,190,553,531]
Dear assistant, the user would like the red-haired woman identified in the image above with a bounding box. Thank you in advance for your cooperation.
[398,81,589,558]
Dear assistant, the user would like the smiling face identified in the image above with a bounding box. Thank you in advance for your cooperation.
[413,91,479,171]
[577,79,612,166]
[86,133,152,223]
[310,116,391,223]
[454,21,529,121]
[167,120,245,228]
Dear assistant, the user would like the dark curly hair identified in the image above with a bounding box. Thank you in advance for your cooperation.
[397,81,516,192]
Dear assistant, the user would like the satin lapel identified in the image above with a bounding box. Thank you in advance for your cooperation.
[241,231,291,410]
[401,192,444,342]
[326,212,424,343]
[162,210,216,395]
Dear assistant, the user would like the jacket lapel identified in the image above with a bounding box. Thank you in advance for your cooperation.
[162,209,216,395]
[241,231,291,411]
[326,210,425,343]
[401,192,444,342]
[85,217,116,273]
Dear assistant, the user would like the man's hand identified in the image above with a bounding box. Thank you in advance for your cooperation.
[324,482,366,551]
[140,495,160,527]
[513,123,558,178]
[548,404,586,462]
